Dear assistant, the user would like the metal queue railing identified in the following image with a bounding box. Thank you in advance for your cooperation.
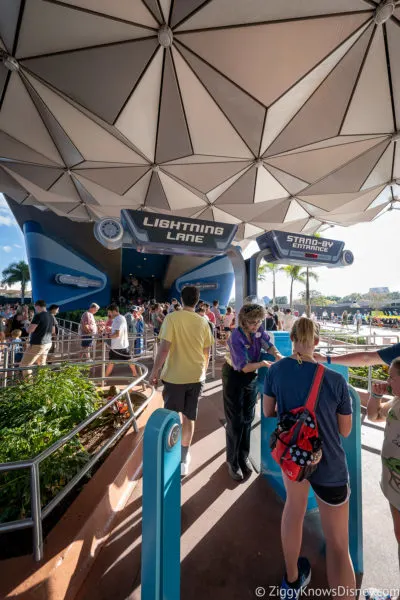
[0,360,154,562]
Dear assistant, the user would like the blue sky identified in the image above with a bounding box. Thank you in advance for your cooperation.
[1,193,400,298]
[0,194,28,282]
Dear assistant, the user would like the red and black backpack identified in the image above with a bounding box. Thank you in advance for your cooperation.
[270,364,324,482]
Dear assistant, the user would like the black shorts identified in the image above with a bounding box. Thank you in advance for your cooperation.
[81,336,93,348]
[311,482,350,506]
[162,381,204,421]
[109,347,131,361]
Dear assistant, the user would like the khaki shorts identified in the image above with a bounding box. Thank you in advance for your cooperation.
[20,343,52,367]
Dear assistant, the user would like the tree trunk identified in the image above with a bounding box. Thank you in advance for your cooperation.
[272,272,276,304]
[290,278,293,308]
[306,267,310,317]
[21,276,25,304]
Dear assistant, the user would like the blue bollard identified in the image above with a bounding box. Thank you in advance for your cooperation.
[141,409,181,600]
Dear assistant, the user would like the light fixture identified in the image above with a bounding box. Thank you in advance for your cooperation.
[255,158,264,168]
[374,0,396,24]
[151,164,160,173]
[158,25,173,48]
[0,50,19,72]
[391,131,400,143]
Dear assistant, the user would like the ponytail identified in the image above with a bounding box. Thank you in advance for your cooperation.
[291,317,319,345]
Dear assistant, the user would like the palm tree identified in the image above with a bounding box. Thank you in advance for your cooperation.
[304,267,319,317]
[1,260,30,303]
[258,262,283,304]
[283,265,306,308]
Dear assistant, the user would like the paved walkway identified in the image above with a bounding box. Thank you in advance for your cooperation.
[76,373,398,599]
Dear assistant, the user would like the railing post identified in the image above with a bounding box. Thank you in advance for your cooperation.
[101,341,106,386]
[2,347,8,388]
[31,463,43,562]
[367,365,372,394]
[142,409,181,600]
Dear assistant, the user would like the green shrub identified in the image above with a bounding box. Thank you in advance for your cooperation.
[349,365,389,390]
[0,365,101,522]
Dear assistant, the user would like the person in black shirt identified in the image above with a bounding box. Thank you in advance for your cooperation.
[20,300,55,375]
[265,308,277,331]
[48,304,60,357]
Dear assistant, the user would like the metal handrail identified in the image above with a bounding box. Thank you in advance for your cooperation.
[0,360,154,561]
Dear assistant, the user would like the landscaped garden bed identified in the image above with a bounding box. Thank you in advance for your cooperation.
[0,364,147,558]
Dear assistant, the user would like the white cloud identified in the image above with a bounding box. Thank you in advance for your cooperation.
[0,215,15,226]
[13,244,22,248]
[0,194,7,207]
[2,246,12,253]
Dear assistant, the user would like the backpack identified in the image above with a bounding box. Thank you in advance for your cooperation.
[270,364,325,482]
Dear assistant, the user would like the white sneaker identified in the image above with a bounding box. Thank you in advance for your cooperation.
[181,452,191,477]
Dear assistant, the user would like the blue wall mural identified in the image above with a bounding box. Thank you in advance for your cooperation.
[170,254,234,306]
[24,221,111,310]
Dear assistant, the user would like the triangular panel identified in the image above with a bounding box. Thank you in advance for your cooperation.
[199,207,214,221]
[171,0,210,28]
[177,44,265,155]
[254,166,289,204]
[298,190,365,212]
[207,165,251,203]
[0,167,29,202]
[0,0,21,53]
[331,186,385,214]
[394,143,400,179]
[361,145,394,190]
[22,38,158,124]
[387,20,400,131]
[177,13,370,106]
[77,166,149,195]
[214,200,282,222]
[46,202,81,215]
[162,161,249,194]
[25,73,147,164]
[254,199,291,224]
[341,27,394,134]
[301,142,389,195]
[16,0,153,58]
[57,0,158,28]
[155,49,193,163]
[0,132,59,166]
[0,73,62,165]
[145,172,170,210]
[284,200,310,222]
[124,170,152,203]
[266,25,373,156]
[214,167,257,205]
[244,224,264,238]
[142,0,163,23]
[266,137,383,183]
[212,207,241,225]
[116,48,163,162]
[265,166,308,195]
[5,162,63,190]
[50,173,83,203]
[261,25,371,154]
[72,174,125,206]
[178,0,372,30]
[158,171,206,210]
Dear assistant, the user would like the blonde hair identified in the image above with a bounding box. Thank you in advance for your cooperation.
[290,317,319,345]
[238,304,266,329]
[11,329,22,338]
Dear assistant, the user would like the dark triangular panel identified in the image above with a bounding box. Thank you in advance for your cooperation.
[5,162,63,190]
[0,64,8,102]
[0,0,22,53]
[266,25,374,156]
[171,0,210,28]
[71,176,99,205]
[155,49,193,163]
[22,38,158,124]
[199,207,214,221]
[142,0,163,23]
[0,167,29,202]
[302,141,390,195]
[145,171,170,209]
[77,166,149,195]
[46,202,81,214]
[0,131,59,166]
[23,77,84,168]
[177,44,265,155]
[215,167,256,205]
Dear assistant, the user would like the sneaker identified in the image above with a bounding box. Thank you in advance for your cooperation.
[280,557,311,599]
[181,452,191,477]
[239,457,253,478]
[227,462,243,481]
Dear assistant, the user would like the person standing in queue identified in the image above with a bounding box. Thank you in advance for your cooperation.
[223,303,283,481]
[263,318,355,599]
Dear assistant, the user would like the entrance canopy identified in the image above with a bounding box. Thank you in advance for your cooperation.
[1,0,400,242]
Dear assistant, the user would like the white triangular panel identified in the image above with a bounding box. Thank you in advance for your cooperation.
[158,171,207,210]
[25,73,147,164]
[302,218,322,233]
[254,166,289,203]
[159,0,172,22]
[270,134,388,157]
[265,165,308,194]
[57,0,158,28]
[284,200,310,222]
[163,155,246,165]
[387,21,400,140]
[172,49,252,159]
[341,27,394,135]
[244,223,263,238]
[261,24,370,154]
[2,165,77,204]
[116,48,163,162]
[207,165,251,203]
[123,170,152,203]
[50,173,82,203]
[0,74,62,165]
[361,144,394,190]
[212,207,241,224]
[72,173,125,205]
[369,186,392,209]
[328,204,385,224]
[330,185,385,214]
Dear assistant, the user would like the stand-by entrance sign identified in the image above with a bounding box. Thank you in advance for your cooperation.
[256,230,354,267]
[121,210,237,256]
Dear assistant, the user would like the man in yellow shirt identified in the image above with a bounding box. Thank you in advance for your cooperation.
[149,285,214,476]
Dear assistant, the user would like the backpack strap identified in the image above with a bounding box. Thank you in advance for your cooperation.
[305,364,325,413]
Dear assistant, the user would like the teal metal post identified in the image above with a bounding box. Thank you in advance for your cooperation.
[142,409,181,600]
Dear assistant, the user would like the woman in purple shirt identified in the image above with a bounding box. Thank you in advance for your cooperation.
[223,303,283,481]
